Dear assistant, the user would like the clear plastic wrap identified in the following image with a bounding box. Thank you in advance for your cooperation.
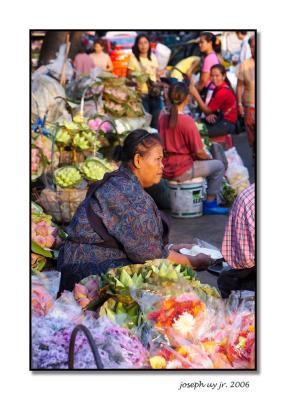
[32,271,61,316]
[32,315,148,369]
[225,147,250,194]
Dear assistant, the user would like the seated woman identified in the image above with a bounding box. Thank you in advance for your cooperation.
[189,64,238,137]
[57,129,212,292]
[158,82,229,215]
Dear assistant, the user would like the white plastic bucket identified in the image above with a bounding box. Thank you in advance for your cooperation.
[168,178,204,218]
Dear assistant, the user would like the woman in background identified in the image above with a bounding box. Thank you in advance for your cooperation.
[190,64,237,136]
[196,31,221,96]
[127,34,162,129]
[158,82,229,215]
[89,39,113,72]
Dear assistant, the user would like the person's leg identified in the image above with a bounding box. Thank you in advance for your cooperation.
[244,107,255,147]
[192,160,225,199]
[141,95,150,114]
[176,160,228,215]
[206,120,236,137]
[150,96,162,129]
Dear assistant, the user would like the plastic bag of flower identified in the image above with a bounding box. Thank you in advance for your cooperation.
[225,295,255,368]
[32,313,148,369]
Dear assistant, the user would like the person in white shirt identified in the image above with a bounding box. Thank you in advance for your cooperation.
[236,31,252,64]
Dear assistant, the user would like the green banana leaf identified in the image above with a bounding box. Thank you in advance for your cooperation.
[31,241,53,258]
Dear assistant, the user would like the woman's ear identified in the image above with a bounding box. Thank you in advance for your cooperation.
[133,153,141,169]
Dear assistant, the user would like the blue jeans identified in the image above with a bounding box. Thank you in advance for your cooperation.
[142,95,162,129]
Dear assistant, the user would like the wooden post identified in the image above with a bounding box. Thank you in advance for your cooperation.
[60,33,71,86]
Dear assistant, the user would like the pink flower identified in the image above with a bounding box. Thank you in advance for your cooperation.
[36,225,49,237]
[77,297,90,309]
[44,235,55,248]
[73,283,88,300]
[88,118,112,133]
[88,118,102,131]
[35,235,46,247]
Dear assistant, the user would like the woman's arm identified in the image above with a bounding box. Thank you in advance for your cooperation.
[194,149,212,160]
[186,59,201,77]
[196,71,210,92]
[236,79,245,117]
[106,55,113,72]
[167,250,211,271]
[189,83,213,115]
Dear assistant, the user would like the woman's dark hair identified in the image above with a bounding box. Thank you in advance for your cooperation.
[112,129,162,163]
[236,30,248,36]
[132,34,152,61]
[94,39,105,48]
[168,82,189,130]
[200,31,221,54]
[78,44,87,54]
[210,64,235,94]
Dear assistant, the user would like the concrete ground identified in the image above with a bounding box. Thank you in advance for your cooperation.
[166,131,254,289]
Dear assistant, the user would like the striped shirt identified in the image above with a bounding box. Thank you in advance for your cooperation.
[222,184,255,269]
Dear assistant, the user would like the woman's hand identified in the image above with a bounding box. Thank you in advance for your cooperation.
[188,253,213,271]
[206,114,217,124]
[168,243,195,252]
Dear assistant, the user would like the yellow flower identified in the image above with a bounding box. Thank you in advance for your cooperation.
[149,356,167,369]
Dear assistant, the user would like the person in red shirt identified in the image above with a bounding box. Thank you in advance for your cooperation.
[158,82,229,215]
[189,64,238,137]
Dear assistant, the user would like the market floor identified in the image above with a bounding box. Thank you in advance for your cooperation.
[167,131,255,289]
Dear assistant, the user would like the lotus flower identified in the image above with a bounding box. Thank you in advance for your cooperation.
[36,225,49,237]
[35,235,46,247]
[44,235,55,248]
[73,283,88,300]
[77,297,90,309]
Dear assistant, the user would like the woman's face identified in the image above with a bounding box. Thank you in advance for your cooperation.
[95,43,103,53]
[198,36,212,54]
[210,68,225,86]
[138,37,150,55]
[134,144,164,187]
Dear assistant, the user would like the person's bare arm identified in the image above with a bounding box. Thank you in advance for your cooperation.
[186,59,201,77]
[236,79,245,117]
[189,83,212,115]
[196,71,210,92]
[195,149,212,160]
[106,57,113,72]
[167,250,212,271]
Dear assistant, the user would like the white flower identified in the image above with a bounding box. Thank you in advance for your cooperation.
[172,312,195,337]
[166,359,182,369]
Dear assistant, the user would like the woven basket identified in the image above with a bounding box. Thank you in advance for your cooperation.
[38,187,87,224]
[58,149,93,166]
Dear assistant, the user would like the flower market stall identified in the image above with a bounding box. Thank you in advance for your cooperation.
[32,262,255,369]
[31,52,254,370]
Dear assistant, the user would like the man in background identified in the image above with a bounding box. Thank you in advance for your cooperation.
[218,184,255,298]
